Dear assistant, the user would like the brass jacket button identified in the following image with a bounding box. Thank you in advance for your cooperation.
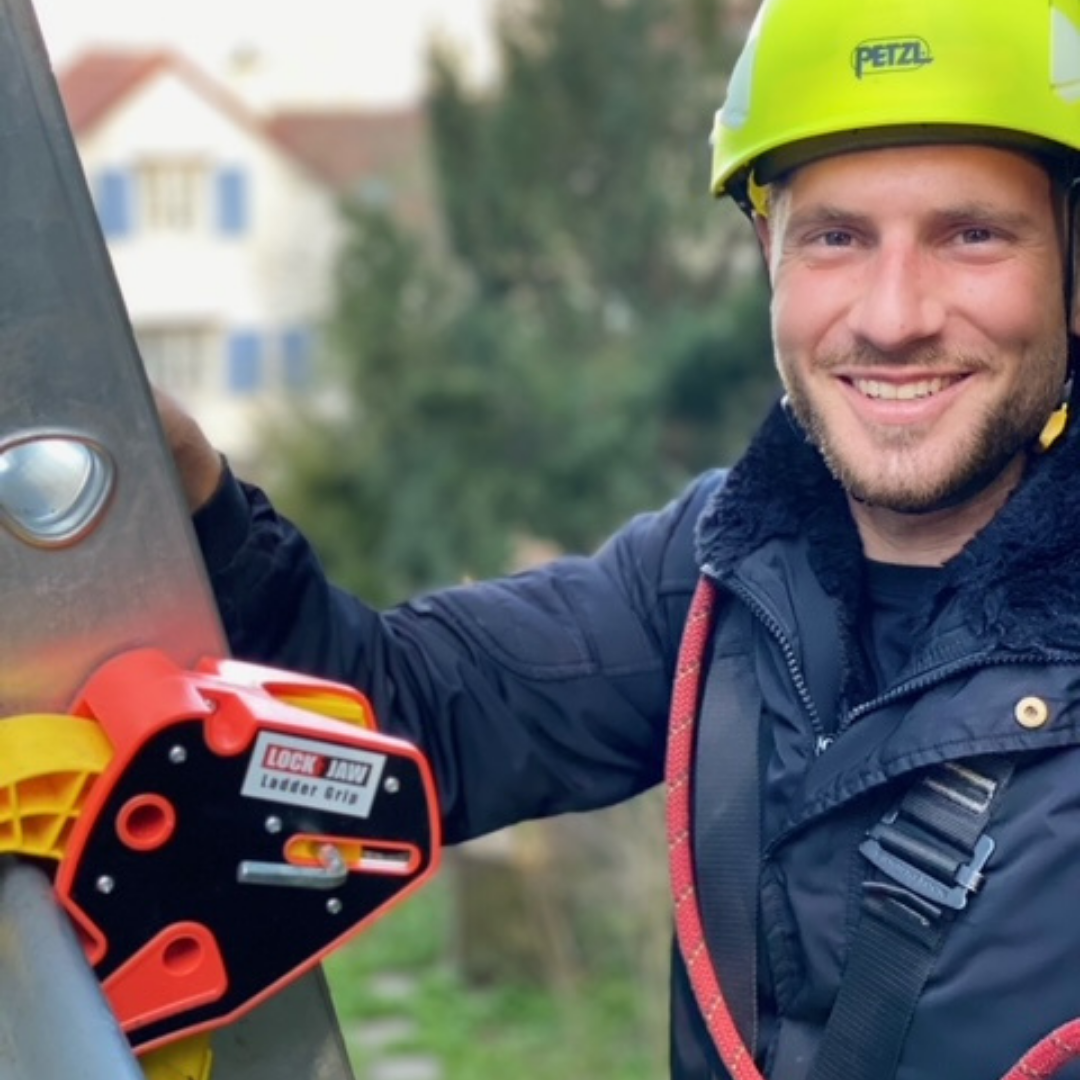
[1015,697,1050,729]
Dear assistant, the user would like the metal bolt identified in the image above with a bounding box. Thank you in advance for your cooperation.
[327,898,343,915]
[96,875,115,895]
[265,816,283,834]
[384,776,401,794]
[168,745,188,765]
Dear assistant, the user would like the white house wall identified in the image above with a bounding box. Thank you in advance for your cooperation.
[74,67,342,465]
[80,71,338,320]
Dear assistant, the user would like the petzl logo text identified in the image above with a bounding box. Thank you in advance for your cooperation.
[852,38,933,79]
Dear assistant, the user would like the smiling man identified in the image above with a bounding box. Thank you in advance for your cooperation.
[760,143,1071,562]
[158,1,1080,1078]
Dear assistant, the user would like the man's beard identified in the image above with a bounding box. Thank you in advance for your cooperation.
[781,343,1065,514]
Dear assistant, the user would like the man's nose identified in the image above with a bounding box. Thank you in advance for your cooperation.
[845,243,946,353]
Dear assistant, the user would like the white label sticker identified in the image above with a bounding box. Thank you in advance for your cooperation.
[241,730,387,819]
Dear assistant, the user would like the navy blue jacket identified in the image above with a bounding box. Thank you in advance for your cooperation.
[195,400,1080,1079]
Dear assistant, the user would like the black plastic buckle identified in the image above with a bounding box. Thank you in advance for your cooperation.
[859,821,995,912]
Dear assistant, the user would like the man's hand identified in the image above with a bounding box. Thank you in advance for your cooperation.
[153,387,224,512]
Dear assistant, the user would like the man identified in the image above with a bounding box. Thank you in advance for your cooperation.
[159,1,1080,1077]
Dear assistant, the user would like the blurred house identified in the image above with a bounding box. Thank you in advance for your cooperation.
[58,49,436,470]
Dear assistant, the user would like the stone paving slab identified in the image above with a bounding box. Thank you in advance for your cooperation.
[346,971,442,1080]
[347,1017,417,1052]
[368,973,420,1002]
[368,1056,442,1080]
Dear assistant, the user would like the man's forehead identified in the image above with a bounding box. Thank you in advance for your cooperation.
[776,143,1053,208]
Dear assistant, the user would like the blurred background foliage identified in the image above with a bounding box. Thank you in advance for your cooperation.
[262,0,776,605]
[258,0,776,1074]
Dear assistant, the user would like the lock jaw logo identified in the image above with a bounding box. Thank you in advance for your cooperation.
[241,730,388,818]
[852,37,933,79]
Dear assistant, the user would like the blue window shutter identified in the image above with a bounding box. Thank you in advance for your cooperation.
[227,331,263,393]
[282,327,313,389]
[96,168,133,238]
[216,167,250,236]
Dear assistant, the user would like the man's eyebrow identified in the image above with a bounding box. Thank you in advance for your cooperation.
[782,201,1041,234]
[782,204,866,233]
[928,202,1040,232]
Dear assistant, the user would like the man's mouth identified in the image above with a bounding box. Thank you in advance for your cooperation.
[851,376,960,401]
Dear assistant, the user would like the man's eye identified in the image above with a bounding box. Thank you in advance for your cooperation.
[819,229,853,247]
[959,226,994,244]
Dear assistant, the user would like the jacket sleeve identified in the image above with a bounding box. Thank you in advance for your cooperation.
[193,470,717,842]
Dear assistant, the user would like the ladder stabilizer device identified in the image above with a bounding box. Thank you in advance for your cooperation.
[0,649,440,1068]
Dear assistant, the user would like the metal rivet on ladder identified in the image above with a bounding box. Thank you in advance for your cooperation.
[1014,696,1050,729]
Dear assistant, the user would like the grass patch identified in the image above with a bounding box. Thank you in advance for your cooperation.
[325,874,664,1078]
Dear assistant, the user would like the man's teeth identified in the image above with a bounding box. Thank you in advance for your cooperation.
[854,377,952,401]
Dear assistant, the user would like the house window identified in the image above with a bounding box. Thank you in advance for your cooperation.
[216,167,251,236]
[137,161,208,233]
[136,325,215,396]
[282,327,314,389]
[227,331,264,394]
[95,168,134,238]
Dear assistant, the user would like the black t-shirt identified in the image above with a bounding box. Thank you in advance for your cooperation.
[864,559,944,691]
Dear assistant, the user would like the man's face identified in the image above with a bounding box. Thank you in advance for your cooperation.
[758,144,1069,514]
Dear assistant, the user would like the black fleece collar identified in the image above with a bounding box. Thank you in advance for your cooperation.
[695,398,1080,656]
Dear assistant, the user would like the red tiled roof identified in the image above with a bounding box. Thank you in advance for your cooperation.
[58,48,269,141]
[57,49,429,196]
[58,49,172,133]
[266,109,428,193]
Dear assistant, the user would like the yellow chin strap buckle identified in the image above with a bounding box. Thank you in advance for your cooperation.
[1039,402,1070,452]
[747,170,771,218]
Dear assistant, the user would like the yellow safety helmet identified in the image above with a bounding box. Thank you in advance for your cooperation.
[712,0,1080,213]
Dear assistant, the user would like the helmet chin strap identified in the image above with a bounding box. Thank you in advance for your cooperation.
[1038,174,1080,452]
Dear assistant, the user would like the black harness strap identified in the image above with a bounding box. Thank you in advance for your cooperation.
[806,757,1012,1080]
[694,604,762,1058]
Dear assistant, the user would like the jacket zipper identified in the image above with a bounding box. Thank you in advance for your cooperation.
[705,562,1080,757]
[703,563,829,753]
[760,646,1080,860]
[838,647,1080,735]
